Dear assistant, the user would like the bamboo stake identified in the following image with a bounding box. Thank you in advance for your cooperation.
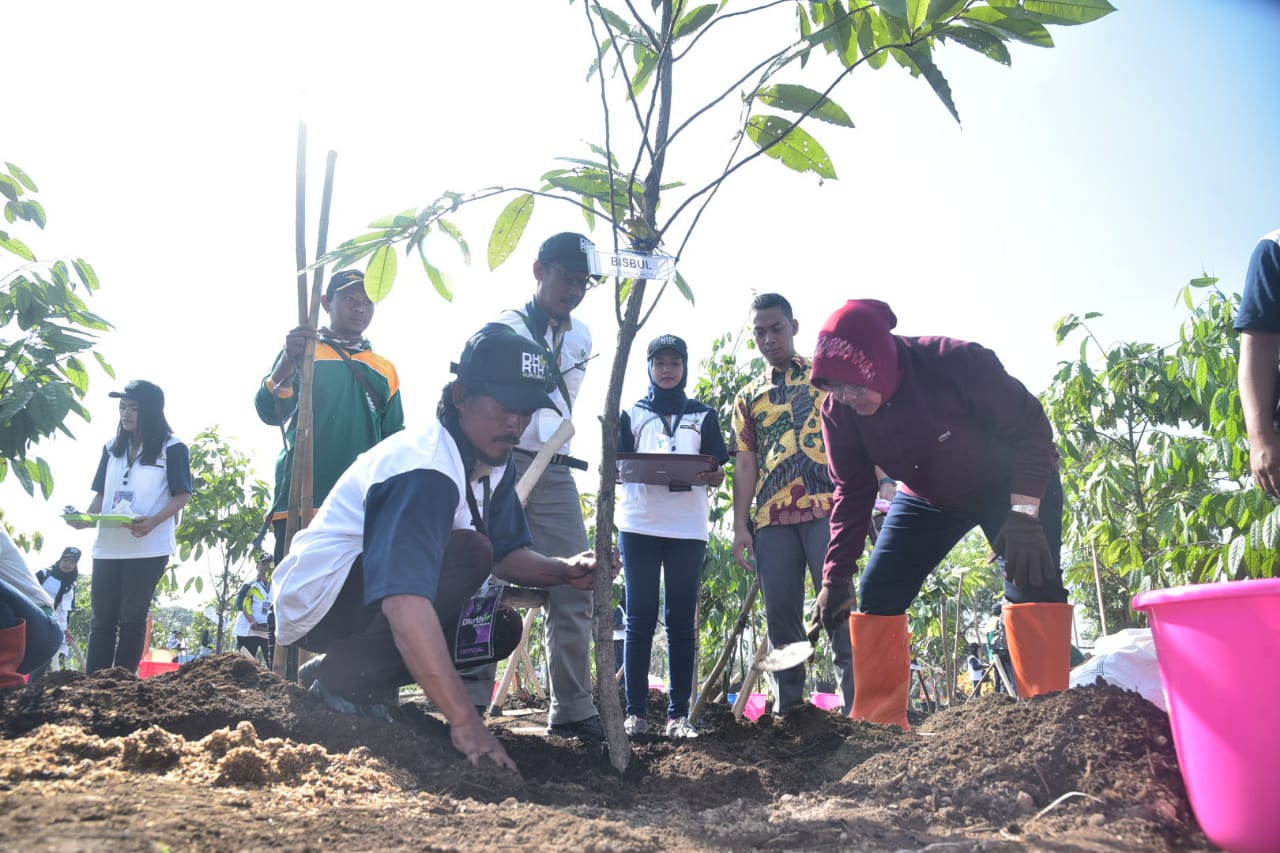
[273,137,337,681]
[294,122,308,324]
[1091,547,1109,636]
[733,632,771,721]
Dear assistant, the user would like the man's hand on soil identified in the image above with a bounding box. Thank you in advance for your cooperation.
[451,718,518,772]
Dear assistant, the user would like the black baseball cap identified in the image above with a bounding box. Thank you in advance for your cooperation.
[60,547,81,561]
[326,269,366,298]
[646,334,688,361]
[537,232,595,275]
[109,379,165,408]
[452,326,561,413]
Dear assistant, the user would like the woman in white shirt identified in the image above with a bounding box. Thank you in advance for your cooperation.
[67,380,192,674]
[616,335,729,739]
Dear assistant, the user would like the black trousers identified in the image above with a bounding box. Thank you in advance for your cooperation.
[303,530,522,704]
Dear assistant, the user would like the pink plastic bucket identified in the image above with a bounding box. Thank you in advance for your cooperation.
[810,692,842,712]
[1132,578,1280,853]
[726,692,769,721]
[137,660,180,679]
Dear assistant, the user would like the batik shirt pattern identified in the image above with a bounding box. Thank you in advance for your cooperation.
[733,355,834,528]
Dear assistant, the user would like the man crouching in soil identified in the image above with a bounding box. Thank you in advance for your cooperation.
[273,325,603,771]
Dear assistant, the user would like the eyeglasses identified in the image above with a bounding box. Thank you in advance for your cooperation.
[550,263,597,291]
[825,383,872,404]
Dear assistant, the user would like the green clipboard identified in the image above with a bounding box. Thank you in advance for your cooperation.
[62,512,137,528]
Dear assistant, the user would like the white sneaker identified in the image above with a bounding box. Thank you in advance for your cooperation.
[665,717,698,738]
[624,715,648,736]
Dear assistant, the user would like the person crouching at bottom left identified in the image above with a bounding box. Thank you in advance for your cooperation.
[272,325,608,773]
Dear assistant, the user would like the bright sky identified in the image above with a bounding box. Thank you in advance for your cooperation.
[4,0,1279,596]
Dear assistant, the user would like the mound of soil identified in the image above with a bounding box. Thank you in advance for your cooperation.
[0,655,1214,851]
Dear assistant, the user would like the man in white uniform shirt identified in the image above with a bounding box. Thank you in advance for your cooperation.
[272,326,605,771]
[493,232,602,739]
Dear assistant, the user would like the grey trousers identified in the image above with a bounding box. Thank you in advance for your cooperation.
[754,518,854,714]
[460,455,595,724]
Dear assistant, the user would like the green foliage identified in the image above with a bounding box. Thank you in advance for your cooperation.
[174,426,271,649]
[1043,278,1279,631]
[691,330,765,683]
[1,162,114,496]
[320,1,1112,302]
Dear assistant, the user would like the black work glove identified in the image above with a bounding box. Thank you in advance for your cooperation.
[990,510,1053,589]
[816,577,854,632]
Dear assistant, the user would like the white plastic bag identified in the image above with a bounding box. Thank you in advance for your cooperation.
[1069,627,1167,711]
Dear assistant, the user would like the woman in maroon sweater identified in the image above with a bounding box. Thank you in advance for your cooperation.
[811,299,1071,729]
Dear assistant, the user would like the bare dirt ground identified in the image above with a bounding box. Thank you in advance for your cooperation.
[0,655,1213,852]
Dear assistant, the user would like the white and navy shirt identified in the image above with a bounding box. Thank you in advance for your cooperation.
[498,303,592,455]
[272,419,532,646]
[616,403,729,542]
[90,436,191,560]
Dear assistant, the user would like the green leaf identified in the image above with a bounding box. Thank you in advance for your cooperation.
[902,45,960,125]
[1189,275,1218,289]
[488,194,534,271]
[675,271,694,305]
[25,199,47,228]
[419,246,453,302]
[938,24,1011,65]
[364,244,398,303]
[31,456,54,499]
[872,0,909,20]
[73,258,100,291]
[961,7,1054,47]
[0,175,22,202]
[673,4,716,39]
[907,0,928,29]
[744,116,837,179]
[5,162,38,192]
[854,8,890,70]
[755,84,854,127]
[368,208,419,228]
[1022,0,1116,25]
[12,459,35,496]
[0,233,35,261]
[631,48,657,97]
[436,218,472,266]
[93,350,117,379]
[929,0,967,19]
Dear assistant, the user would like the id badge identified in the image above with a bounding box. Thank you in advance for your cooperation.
[453,586,503,665]
[111,490,137,515]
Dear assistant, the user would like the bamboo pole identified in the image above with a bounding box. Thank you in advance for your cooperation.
[950,574,964,708]
[1091,547,1109,636]
[273,134,337,681]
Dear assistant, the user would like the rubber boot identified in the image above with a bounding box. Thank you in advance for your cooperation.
[848,612,911,731]
[1003,602,1073,698]
[0,621,27,690]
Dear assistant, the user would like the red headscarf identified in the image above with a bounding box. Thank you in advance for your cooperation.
[811,300,903,399]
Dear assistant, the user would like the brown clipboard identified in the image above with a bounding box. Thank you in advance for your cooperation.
[616,452,718,486]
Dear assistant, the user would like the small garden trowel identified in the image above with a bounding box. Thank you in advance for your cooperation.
[758,597,857,672]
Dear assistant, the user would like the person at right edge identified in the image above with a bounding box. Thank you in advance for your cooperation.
[811,299,1070,729]
[1234,227,1280,497]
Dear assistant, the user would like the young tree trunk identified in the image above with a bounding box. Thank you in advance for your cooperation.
[592,279,648,772]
